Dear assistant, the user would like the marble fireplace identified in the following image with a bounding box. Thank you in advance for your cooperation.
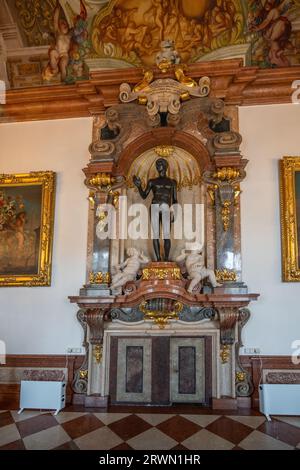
[69,66,259,409]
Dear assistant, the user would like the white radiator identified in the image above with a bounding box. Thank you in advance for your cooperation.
[19,380,66,415]
[259,384,300,421]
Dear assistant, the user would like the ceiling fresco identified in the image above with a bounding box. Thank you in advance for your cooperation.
[0,0,300,89]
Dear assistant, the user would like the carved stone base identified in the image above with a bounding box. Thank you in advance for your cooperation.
[85,394,108,408]
[203,283,248,295]
[72,394,108,408]
[237,397,252,408]
[212,398,238,410]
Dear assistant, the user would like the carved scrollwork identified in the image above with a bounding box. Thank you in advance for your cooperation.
[209,131,242,155]
[111,307,144,322]
[167,112,181,127]
[72,309,89,395]
[119,83,133,104]
[123,281,138,295]
[89,141,115,159]
[235,308,254,397]
[179,306,216,322]
[119,70,211,123]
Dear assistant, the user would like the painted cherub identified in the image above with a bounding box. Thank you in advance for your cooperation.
[43,0,88,82]
[249,0,294,67]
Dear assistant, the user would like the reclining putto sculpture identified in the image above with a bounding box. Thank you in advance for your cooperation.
[176,246,222,293]
[111,248,149,291]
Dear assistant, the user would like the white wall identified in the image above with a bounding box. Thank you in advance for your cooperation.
[0,118,92,354]
[240,104,300,355]
[0,106,299,356]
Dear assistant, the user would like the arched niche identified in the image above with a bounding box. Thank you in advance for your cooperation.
[114,127,211,177]
[110,142,214,270]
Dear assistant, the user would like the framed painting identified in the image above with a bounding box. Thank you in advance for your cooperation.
[280,157,300,282]
[0,172,56,287]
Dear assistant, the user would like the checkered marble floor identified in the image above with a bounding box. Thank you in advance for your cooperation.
[0,408,300,450]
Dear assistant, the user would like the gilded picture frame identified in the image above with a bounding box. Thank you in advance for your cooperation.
[280,157,300,282]
[0,172,56,287]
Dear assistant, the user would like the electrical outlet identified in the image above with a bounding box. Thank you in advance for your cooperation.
[66,347,84,354]
[244,348,261,355]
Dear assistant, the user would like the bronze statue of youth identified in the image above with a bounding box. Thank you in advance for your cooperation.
[133,158,178,261]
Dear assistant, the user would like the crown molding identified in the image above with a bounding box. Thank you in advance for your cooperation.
[1,59,299,123]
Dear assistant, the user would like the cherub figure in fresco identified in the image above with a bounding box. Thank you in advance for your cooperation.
[205,0,237,40]
[43,0,72,81]
[43,0,88,82]
[249,0,294,67]
[163,1,182,44]
[152,0,165,42]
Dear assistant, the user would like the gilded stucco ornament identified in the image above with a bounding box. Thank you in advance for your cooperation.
[216,269,237,282]
[236,372,246,382]
[220,345,230,364]
[154,146,175,158]
[119,64,210,119]
[93,345,103,364]
[204,156,245,234]
[142,267,182,281]
[89,272,111,285]
[140,300,183,329]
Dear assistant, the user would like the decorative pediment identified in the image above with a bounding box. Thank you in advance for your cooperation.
[119,66,210,118]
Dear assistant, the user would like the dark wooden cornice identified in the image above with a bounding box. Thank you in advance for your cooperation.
[1,59,299,123]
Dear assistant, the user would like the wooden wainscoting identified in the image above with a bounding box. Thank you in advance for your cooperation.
[0,355,84,409]
[1,355,298,410]
[241,356,300,408]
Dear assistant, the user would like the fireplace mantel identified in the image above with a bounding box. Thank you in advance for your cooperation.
[68,67,260,409]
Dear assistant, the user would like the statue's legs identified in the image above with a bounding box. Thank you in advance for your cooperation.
[161,204,171,262]
[188,275,202,293]
[164,239,171,261]
[151,205,171,261]
[207,270,222,288]
[153,239,161,261]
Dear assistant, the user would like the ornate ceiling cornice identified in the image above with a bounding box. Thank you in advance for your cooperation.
[1,59,299,123]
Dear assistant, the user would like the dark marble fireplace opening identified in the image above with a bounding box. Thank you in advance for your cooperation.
[109,335,212,406]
